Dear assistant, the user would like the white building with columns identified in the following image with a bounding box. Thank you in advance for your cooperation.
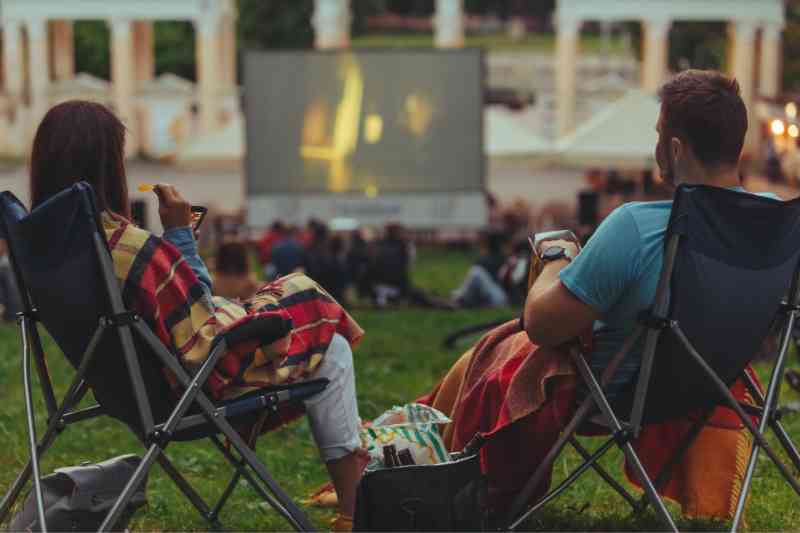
[554,0,786,156]
[0,0,782,163]
[0,0,238,159]
[313,0,786,159]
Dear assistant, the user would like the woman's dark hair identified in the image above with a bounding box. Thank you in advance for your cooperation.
[216,242,250,275]
[30,100,130,218]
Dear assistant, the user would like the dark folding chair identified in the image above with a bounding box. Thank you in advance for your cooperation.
[0,182,329,532]
[505,184,800,532]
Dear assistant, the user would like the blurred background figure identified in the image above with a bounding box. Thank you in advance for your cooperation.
[213,241,260,300]
[306,222,350,304]
[451,229,509,308]
[257,221,287,271]
[268,225,307,279]
[363,223,452,309]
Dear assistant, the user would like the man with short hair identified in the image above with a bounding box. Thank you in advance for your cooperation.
[524,69,778,395]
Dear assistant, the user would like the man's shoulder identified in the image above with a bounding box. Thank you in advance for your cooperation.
[619,199,674,217]
[614,200,672,231]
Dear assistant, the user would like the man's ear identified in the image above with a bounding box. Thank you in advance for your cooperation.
[670,137,683,162]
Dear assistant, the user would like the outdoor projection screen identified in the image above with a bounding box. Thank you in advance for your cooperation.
[244,49,486,228]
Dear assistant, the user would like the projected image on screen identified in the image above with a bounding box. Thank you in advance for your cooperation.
[245,50,483,196]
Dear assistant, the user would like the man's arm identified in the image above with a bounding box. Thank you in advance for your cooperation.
[523,240,600,347]
[525,205,642,349]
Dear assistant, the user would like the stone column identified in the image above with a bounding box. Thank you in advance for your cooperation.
[759,23,782,99]
[312,0,351,49]
[3,20,23,113]
[434,0,465,48]
[219,14,237,90]
[555,17,580,138]
[133,21,155,87]
[195,16,221,134]
[110,18,137,153]
[26,18,50,129]
[50,20,74,82]
[641,18,671,93]
[730,20,757,154]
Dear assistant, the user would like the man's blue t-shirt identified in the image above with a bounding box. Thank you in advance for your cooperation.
[559,188,778,396]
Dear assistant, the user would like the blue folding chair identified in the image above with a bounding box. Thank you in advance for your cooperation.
[0,182,329,532]
[506,185,800,532]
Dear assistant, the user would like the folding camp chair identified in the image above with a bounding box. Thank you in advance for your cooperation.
[0,182,329,532]
[505,184,800,532]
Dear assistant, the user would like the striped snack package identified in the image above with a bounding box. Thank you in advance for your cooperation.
[361,424,450,470]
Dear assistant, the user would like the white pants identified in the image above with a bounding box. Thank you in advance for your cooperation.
[303,333,361,462]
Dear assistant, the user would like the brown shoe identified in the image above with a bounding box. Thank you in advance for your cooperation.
[330,513,353,532]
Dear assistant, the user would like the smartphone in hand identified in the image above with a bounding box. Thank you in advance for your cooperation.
[191,206,208,232]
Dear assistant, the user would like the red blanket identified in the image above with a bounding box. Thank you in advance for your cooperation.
[419,320,757,520]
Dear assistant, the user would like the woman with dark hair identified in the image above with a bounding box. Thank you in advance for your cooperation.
[29,101,365,531]
[213,241,259,300]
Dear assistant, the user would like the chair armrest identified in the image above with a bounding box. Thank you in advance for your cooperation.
[221,315,291,349]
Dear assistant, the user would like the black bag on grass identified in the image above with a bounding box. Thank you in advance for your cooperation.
[10,454,148,532]
[353,449,487,532]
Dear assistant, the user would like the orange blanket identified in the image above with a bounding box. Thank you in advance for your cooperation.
[418,320,756,520]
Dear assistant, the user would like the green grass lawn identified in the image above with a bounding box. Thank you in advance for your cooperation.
[1,248,800,531]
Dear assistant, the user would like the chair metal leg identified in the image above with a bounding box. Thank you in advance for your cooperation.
[569,438,639,510]
[571,351,678,532]
[0,374,94,525]
[206,435,301,529]
[506,396,595,530]
[514,437,618,525]
[21,316,47,532]
[28,323,58,420]
[622,441,678,532]
[209,416,267,523]
[134,322,315,531]
[671,324,800,532]
[770,419,800,473]
[97,443,162,532]
[156,453,223,530]
[741,370,800,474]
[636,411,711,514]
[209,470,241,524]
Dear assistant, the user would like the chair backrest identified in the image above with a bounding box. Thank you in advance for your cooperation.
[637,184,800,423]
[0,183,174,434]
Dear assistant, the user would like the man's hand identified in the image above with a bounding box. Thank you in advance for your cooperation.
[155,184,192,230]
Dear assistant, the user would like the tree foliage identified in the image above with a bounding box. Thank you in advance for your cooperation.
[784,0,800,93]
[238,0,315,49]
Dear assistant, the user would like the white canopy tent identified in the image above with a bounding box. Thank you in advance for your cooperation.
[484,107,551,157]
[556,88,660,169]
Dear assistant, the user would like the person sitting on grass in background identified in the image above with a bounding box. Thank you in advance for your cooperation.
[365,223,453,309]
[213,241,260,301]
[29,100,366,531]
[417,70,778,521]
[451,229,510,308]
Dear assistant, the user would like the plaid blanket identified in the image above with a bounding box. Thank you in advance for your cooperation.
[102,213,364,401]
[420,319,757,520]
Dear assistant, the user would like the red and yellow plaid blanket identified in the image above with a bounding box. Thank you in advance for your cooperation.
[103,213,364,401]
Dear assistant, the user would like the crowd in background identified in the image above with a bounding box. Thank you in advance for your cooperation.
[0,168,672,319]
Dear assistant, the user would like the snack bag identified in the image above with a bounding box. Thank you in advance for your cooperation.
[361,424,450,469]
[361,403,453,470]
[371,403,451,428]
